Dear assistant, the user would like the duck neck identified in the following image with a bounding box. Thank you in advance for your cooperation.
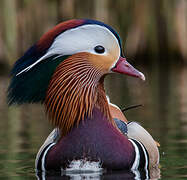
[45,54,113,136]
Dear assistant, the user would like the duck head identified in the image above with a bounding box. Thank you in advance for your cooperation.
[8,19,145,136]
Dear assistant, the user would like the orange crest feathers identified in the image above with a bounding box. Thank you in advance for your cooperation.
[45,53,113,136]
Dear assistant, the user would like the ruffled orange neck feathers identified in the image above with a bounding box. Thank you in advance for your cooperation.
[45,53,114,136]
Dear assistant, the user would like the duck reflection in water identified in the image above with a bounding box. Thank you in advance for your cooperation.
[36,169,156,180]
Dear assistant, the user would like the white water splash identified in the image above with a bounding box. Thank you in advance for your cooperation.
[62,159,103,174]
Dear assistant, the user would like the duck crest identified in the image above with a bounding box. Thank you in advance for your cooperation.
[45,52,113,136]
[37,19,85,52]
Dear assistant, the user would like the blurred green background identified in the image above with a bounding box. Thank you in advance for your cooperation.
[0,0,187,179]
[0,0,187,70]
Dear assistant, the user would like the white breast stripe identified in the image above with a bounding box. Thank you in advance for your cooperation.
[41,143,56,171]
[129,138,150,179]
[136,140,149,179]
[131,169,141,179]
[137,139,149,170]
[129,139,140,170]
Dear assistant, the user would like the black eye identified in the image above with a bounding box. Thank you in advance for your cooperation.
[94,45,105,54]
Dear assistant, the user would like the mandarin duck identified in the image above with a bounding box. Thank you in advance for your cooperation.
[8,19,159,173]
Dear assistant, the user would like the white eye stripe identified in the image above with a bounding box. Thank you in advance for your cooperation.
[16,24,121,76]
[50,24,120,55]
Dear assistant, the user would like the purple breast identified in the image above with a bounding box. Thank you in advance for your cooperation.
[44,108,135,171]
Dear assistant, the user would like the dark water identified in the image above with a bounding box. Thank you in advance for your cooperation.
[1,64,187,179]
